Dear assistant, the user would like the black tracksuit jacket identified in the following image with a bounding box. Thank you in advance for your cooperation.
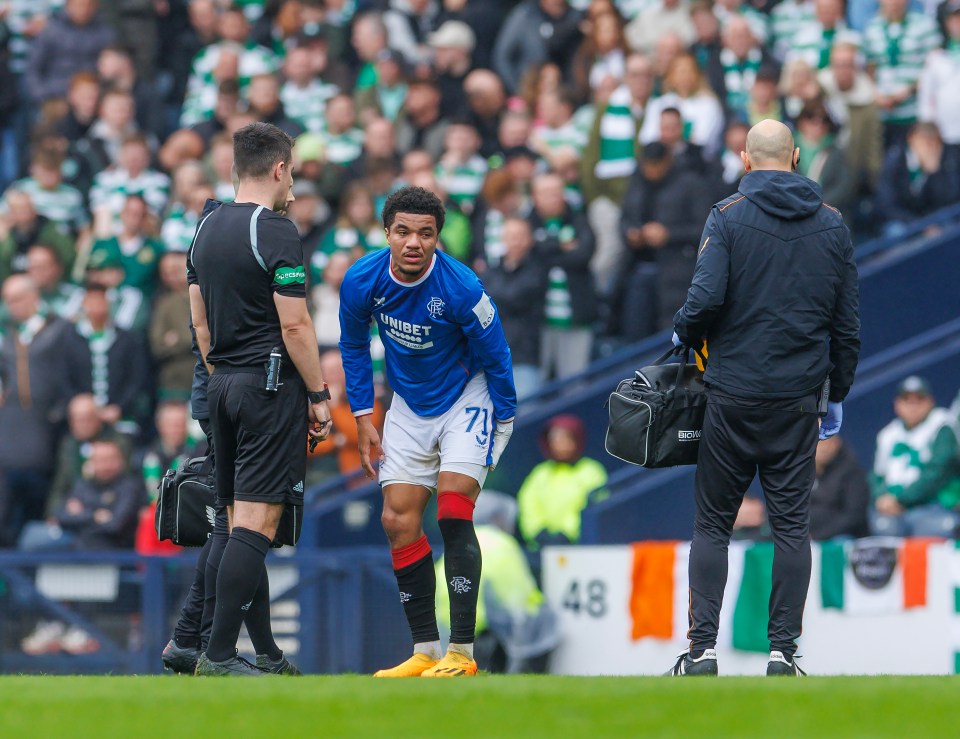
[674,170,860,403]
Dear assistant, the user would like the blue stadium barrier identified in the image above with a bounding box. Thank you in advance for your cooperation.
[301,480,382,549]
[855,222,960,358]
[854,202,960,261]
[304,469,367,505]
[0,548,408,675]
[0,551,192,675]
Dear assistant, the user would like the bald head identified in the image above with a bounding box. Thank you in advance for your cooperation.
[744,119,797,171]
[2,274,40,323]
[464,69,505,115]
[2,273,38,300]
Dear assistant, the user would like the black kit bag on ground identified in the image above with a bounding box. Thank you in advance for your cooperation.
[156,456,216,546]
[156,456,303,547]
[605,345,707,468]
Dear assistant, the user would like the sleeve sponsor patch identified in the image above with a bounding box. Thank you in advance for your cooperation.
[472,292,496,329]
[274,266,305,285]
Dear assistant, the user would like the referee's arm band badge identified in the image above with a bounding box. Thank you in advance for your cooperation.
[274,266,306,285]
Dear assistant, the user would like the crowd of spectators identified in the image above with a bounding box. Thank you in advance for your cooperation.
[0,0,959,556]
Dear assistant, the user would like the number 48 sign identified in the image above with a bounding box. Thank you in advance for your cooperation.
[562,579,607,618]
[542,547,633,674]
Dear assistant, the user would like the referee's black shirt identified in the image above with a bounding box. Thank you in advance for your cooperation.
[187,201,306,370]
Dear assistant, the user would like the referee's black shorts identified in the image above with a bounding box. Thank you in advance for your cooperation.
[207,369,308,507]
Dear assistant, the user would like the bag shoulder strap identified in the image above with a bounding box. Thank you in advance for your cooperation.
[198,455,214,476]
[177,455,214,480]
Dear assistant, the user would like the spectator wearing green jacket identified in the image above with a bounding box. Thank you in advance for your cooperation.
[870,376,960,537]
[87,194,163,301]
[517,414,608,549]
[0,189,75,282]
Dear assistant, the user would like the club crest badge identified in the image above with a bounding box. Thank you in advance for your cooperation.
[427,296,445,319]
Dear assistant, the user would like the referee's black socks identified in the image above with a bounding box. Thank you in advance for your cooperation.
[391,535,440,647]
[205,526,272,663]
[245,563,283,661]
[199,510,230,650]
[438,492,481,649]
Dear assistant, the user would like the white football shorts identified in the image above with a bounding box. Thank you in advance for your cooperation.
[379,373,493,493]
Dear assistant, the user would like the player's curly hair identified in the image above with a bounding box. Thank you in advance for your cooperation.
[381,186,445,234]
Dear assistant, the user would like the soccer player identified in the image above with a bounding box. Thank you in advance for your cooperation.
[339,186,517,677]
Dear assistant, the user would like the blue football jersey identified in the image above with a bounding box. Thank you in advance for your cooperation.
[339,249,517,420]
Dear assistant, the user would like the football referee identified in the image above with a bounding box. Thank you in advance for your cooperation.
[670,119,860,677]
[188,122,332,676]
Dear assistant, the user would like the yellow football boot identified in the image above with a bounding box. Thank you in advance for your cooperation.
[420,650,478,677]
[373,653,438,677]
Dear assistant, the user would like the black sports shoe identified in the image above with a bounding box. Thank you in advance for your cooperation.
[255,654,303,675]
[766,651,806,676]
[162,639,200,674]
[666,649,719,676]
[195,651,265,676]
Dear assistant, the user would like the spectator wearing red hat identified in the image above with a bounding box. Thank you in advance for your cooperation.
[516,414,607,550]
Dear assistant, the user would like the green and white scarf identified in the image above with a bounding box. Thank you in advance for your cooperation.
[483,210,506,268]
[905,148,928,195]
[15,310,49,346]
[543,220,576,329]
[77,319,117,407]
[720,47,762,117]
[44,284,83,321]
[595,86,640,180]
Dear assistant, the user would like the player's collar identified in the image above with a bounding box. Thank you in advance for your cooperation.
[389,253,437,288]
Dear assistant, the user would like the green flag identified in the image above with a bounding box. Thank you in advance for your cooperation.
[820,540,846,609]
[732,542,774,653]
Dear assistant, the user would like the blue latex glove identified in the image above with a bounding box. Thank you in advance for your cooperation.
[672,332,683,347]
[819,402,842,440]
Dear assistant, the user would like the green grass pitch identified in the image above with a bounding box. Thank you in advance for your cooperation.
[0,674,955,738]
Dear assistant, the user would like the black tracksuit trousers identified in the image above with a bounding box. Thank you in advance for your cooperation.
[687,392,819,657]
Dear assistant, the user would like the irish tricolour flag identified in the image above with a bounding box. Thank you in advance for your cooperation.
[628,540,781,653]
[628,538,933,653]
[820,537,931,614]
